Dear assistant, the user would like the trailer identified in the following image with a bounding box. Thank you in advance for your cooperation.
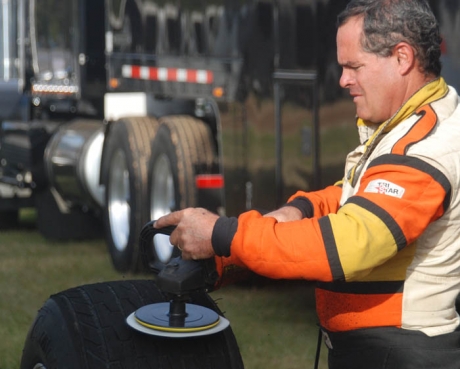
[0,0,458,272]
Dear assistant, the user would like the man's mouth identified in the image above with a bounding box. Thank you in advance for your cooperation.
[350,93,361,103]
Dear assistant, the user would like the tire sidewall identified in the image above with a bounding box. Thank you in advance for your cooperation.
[102,120,145,271]
[21,300,82,369]
[148,124,182,217]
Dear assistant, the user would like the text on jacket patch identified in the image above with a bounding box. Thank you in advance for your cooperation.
[364,179,405,199]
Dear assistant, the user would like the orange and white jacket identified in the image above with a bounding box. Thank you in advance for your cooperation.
[212,78,460,336]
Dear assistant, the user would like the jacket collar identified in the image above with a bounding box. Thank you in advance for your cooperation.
[346,77,449,187]
[356,77,449,146]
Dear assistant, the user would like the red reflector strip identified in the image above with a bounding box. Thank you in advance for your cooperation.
[196,175,224,189]
[131,65,141,78]
[122,65,214,84]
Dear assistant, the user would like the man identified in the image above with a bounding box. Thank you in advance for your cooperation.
[155,0,460,367]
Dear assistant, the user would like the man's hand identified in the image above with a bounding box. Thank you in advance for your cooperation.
[154,208,219,260]
[263,206,302,222]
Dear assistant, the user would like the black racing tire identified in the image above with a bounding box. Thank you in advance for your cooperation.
[20,280,244,369]
[102,117,159,272]
[148,115,215,219]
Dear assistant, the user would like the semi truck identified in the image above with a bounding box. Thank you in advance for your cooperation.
[1,0,458,273]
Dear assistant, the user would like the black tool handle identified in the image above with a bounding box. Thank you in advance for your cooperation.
[139,220,219,293]
[140,220,176,239]
[139,220,178,273]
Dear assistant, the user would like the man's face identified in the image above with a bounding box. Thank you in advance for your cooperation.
[337,16,403,124]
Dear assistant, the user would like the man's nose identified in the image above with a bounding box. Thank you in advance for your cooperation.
[339,69,353,89]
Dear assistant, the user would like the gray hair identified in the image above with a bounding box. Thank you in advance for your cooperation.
[337,0,442,76]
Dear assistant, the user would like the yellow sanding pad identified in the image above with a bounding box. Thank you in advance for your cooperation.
[134,303,220,333]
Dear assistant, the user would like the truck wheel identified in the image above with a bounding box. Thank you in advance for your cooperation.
[149,115,215,220]
[102,117,159,272]
[20,280,244,369]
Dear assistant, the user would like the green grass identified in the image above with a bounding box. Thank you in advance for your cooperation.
[0,210,328,369]
[0,215,130,369]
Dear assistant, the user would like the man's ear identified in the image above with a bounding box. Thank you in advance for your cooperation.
[394,42,415,75]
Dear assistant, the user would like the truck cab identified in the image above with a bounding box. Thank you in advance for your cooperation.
[0,0,106,234]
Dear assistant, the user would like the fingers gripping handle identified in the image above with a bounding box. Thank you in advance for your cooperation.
[140,221,219,294]
[139,221,206,296]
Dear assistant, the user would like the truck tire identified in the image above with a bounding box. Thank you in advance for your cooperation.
[149,115,215,220]
[20,280,244,369]
[102,117,159,272]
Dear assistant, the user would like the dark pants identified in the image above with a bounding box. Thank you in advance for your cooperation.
[323,326,460,369]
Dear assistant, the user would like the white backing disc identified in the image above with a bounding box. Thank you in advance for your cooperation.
[126,312,230,338]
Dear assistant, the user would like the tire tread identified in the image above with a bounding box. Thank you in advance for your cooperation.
[158,116,216,209]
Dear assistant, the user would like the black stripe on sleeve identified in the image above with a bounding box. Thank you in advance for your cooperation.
[316,280,404,294]
[283,196,314,218]
[368,154,452,212]
[318,216,345,281]
[211,216,238,257]
[346,196,407,251]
